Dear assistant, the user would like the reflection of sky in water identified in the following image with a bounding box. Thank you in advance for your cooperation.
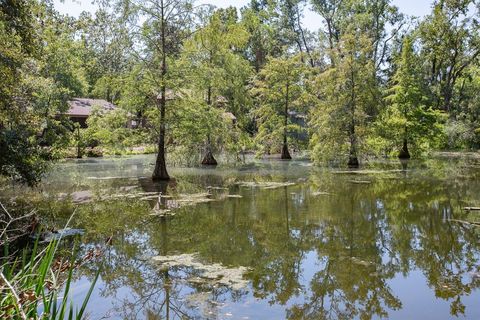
[4,154,480,319]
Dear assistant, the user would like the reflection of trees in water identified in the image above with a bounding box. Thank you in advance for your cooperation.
[68,159,480,319]
[303,166,480,318]
[287,178,402,319]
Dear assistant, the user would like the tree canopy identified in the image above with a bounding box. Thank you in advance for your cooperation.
[1,0,480,183]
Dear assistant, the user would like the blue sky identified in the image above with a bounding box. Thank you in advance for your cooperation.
[54,0,434,30]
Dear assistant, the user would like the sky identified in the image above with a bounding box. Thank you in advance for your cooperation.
[54,0,435,31]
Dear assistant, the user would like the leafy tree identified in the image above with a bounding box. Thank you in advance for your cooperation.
[181,9,250,165]
[310,0,404,72]
[123,0,194,180]
[241,1,277,72]
[84,106,132,151]
[251,54,307,159]
[77,7,132,101]
[309,31,376,167]
[0,0,53,184]
[419,0,480,112]
[378,36,445,158]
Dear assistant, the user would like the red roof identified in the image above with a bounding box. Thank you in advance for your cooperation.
[66,98,116,117]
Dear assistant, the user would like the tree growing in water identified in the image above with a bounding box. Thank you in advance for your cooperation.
[310,32,375,167]
[380,36,445,158]
[251,54,307,159]
[126,0,193,180]
[182,9,249,165]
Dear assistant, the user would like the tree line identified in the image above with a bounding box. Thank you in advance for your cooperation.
[1,0,480,184]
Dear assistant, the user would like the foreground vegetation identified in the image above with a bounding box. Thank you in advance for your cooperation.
[1,0,480,184]
[0,203,99,319]
[1,240,99,319]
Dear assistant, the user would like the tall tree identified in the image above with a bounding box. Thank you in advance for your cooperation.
[1,0,80,184]
[77,7,132,102]
[278,0,315,66]
[380,36,445,158]
[126,0,194,180]
[182,9,250,165]
[310,31,375,167]
[251,55,307,159]
[310,0,404,73]
[419,0,480,112]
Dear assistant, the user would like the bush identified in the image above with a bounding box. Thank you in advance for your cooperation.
[444,119,480,150]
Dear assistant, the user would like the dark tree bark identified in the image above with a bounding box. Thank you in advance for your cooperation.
[76,126,82,159]
[202,135,218,165]
[152,0,170,181]
[398,125,411,159]
[202,86,218,165]
[281,83,292,160]
[152,94,170,180]
[398,138,411,159]
[347,67,359,168]
[347,129,359,168]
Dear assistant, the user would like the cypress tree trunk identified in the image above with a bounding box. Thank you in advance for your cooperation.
[152,95,170,180]
[398,126,410,159]
[152,0,170,181]
[201,86,218,166]
[76,126,82,159]
[202,134,218,165]
[398,138,411,159]
[281,142,291,160]
[347,128,359,168]
[281,83,292,160]
[347,68,359,168]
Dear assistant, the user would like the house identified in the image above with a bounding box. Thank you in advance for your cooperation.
[65,98,117,128]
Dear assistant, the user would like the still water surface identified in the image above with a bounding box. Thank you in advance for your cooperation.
[2,154,480,320]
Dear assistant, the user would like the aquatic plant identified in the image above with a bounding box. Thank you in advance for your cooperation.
[1,203,99,319]
[1,239,99,320]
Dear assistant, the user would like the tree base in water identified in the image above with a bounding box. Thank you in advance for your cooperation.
[152,173,170,181]
[202,152,218,166]
[399,140,411,159]
[398,151,411,159]
[348,157,359,168]
[152,154,170,181]
[281,144,292,160]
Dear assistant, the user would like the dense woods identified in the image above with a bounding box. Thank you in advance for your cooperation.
[1,0,480,184]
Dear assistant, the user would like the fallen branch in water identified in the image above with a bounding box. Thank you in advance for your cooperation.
[449,219,480,227]
[463,207,480,211]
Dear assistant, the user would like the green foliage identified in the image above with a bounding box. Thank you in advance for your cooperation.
[374,36,446,157]
[2,0,480,182]
[418,0,479,112]
[309,31,376,164]
[1,240,99,319]
[251,54,308,155]
[82,107,151,154]
[164,93,240,164]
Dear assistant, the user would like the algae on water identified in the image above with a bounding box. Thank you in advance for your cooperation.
[152,253,250,291]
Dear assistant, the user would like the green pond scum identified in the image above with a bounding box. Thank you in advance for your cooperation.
[1,154,480,319]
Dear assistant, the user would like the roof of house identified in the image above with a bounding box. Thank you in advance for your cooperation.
[66,98,116,117]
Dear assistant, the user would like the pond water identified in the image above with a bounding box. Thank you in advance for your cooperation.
[2,154,480,320]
